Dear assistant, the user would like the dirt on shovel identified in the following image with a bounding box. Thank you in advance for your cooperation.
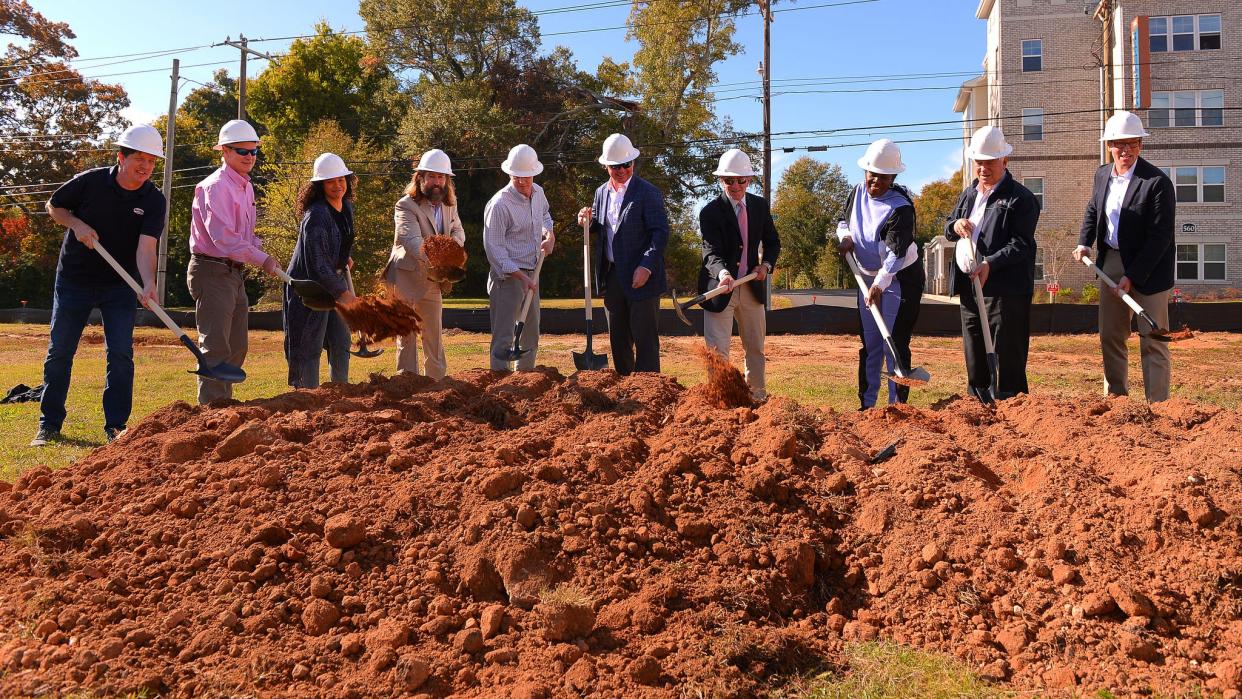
[337,294,421,344]
[423,236,468,269]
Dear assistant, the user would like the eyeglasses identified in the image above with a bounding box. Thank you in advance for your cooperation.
[226,146,261,157]
[721,177,751,186]
[1109,140,1142,151]
[607,162,633,170]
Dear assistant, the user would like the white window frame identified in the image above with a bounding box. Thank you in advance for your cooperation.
[1021,39,1043,72]
[1022,108,1044,141]
[1149,89,1224,128]
[1176,242,1227,282]
[1033,246,1046,280]
[1157,165,1226,204]
[1150,14,1222,53]
[1023,176,1045,209]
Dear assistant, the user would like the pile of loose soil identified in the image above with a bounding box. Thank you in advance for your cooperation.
[338,295,421,344]
[423,236,468,269]
[696,345,753,409]
[0,371,1238,698]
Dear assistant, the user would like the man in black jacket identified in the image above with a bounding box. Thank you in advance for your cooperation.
[1074,111,1175,402]
[944,126,1041,401]
[698,149,780,400]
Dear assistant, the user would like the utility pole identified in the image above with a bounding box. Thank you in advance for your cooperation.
[1093,0,1115,165]
[158,58,179,306]
[758,0,773,304]
[217,35,275,120]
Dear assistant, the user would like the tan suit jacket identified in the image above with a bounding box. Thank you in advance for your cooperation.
[383,195,466,295]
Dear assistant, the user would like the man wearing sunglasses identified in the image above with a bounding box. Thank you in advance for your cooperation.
[1074,111,1176,402]
[577,133,670,374]
[698,149,780,401]
[187,119,284,404]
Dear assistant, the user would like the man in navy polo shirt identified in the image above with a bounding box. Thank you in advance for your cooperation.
[32,124,168,446]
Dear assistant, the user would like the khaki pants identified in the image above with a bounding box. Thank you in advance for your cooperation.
[1100,252,1171,402]
[187,257,248,404]
[488,272,540,371]
[703,284,767,400]
[389,267,447,380]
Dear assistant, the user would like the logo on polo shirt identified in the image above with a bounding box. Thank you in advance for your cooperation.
[133,208,144,216]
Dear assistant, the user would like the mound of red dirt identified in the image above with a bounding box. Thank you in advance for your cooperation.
[0,371,1238,698]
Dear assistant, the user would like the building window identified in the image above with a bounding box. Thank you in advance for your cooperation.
[1159,166,1227,203]
[1024,177,1044,208]
[1177,243,1227,281]
[1149,90,1224,128]
[1150,15,1222,52]
[1022,108,1044,141]
[1022,39,1042,72]
[1034,247,1045,280]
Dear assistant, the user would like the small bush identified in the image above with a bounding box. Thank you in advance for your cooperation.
[793,272,814,289]
[1080,284,1100,304]
[1056,287,1077,303]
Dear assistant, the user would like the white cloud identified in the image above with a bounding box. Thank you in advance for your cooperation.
[120,105,159,127]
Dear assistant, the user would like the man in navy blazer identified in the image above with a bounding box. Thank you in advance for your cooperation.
[698,149,779,400]
[1074,111,1175,402]
[577,133,670,374]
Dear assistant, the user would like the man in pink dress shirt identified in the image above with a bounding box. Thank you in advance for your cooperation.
[187,120,282,404]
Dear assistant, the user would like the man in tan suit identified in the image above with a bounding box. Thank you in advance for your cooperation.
[383,149,466,379]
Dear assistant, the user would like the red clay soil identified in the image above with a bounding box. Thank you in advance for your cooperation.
[695,345,753,409]
[423,236,468,269]
[0,371,1239,698]
[337,295,421,344]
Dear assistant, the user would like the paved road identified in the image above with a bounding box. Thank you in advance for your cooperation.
[775,289,958,308]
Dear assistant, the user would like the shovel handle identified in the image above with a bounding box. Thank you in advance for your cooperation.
[1081,256,1148,317]
[700,271,760,304]
[92,240,186,340]
[516,249,547,321]
[582,220,594,322]
[843,251,912,379]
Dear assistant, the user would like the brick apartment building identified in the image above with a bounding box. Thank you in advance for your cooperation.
[927,0,1241,298]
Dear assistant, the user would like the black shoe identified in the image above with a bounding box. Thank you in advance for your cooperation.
[104,426,126,443]
[30,427,61,447]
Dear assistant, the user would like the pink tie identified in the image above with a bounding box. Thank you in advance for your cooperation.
[737,202,749,278]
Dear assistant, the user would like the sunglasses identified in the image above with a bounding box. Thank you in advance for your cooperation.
[721,177,751,186]
[226,145,261,157]
[607,161,634,170]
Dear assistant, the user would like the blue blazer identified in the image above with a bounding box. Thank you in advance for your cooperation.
[589,175,670,301]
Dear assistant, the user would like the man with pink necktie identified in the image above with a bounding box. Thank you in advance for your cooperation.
[697,149,780,401]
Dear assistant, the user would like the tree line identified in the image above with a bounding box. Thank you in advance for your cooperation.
[1,0,962,308]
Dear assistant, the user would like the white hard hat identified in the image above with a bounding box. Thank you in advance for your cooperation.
[967,125,1013,161]
[714,148,756,177]
[117,124,165,158]
[954,237,980,274]
[311,153,353,182]
[501,144,544,177]
[415,148,454,176]
[1101,110,1150,142]
[214,119,260,150]
[598,133,641,166]
[857,139,905,175]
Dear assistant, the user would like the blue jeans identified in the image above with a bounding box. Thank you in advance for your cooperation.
[288,310,350,388]
[40,280,138,432]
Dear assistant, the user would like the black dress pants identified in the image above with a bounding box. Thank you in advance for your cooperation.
[603,265,660,375]
[959,290,1031,399]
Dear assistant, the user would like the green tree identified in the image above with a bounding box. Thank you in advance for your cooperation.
[771,157,851,288]
[246,23,404,153]
[1,0,130,305]
[913,170,963,244]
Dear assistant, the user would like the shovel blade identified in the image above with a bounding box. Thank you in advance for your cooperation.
[352,346,384,358]
[885,366,931,388]
[291,278,336,311]
[969,384,996,406]
[192,361,247,384]
[572,350,609,370]
[669,290,692,326]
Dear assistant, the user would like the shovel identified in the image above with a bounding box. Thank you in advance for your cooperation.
[345,268,383,358]
[274,269,336,311]
[492,249,547,365]
[1080,256,1174,342]
[960,237,999,405]
[842,250,931,388]
[92,240,245,383]
[671,271,759,326]
[572,220,608,370]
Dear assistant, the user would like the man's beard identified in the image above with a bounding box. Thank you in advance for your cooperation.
[421,183,445,202]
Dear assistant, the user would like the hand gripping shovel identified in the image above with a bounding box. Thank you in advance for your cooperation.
[842,250,931,388]
[93,240,245,383]
[274,269,336,312]
[1080,256,1176,342]
[572,220,608,370]
[345,268,383,358]
[958,237,999,405]
[671,271,759,326]
[493,250,547,365]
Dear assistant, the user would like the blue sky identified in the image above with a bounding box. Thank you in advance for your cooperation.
[32,0,983,192]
